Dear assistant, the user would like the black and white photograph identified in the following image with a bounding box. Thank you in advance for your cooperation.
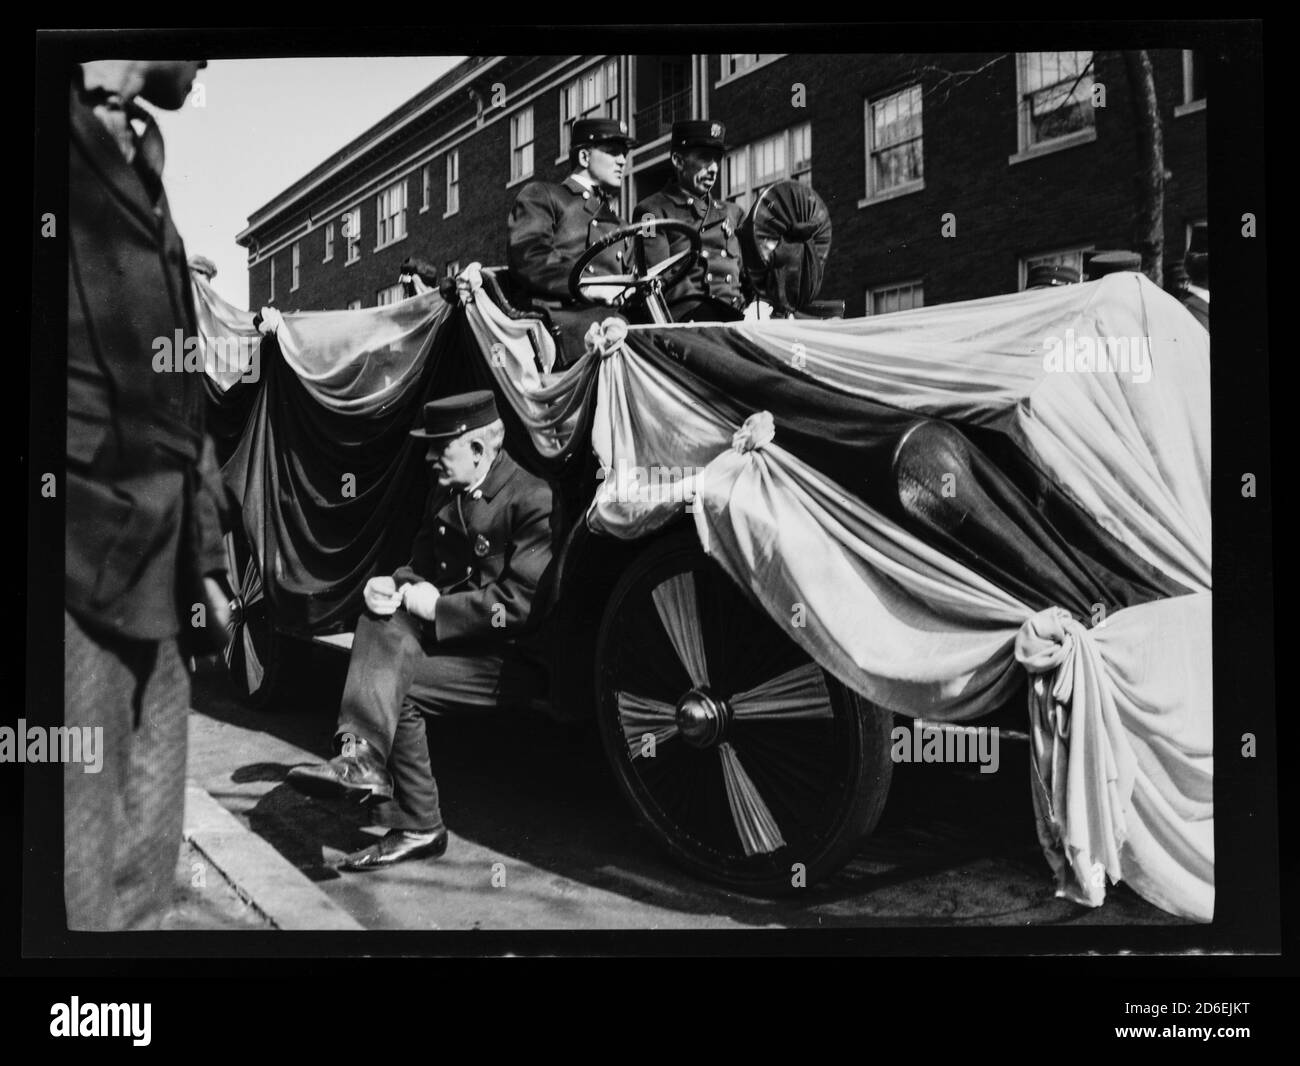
[17,22,1283,1037]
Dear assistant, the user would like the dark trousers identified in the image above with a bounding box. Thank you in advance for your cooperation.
[669,295,745,323]
[64,610,189,931]
[337,609,546,831]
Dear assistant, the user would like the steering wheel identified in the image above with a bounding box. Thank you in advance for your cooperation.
[567,218,702,308]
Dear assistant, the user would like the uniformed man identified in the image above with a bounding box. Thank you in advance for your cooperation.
[507,116,636,368]
[632,120,749,322]
[287,391,556,870]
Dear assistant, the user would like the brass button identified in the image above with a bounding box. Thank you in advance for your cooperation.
[701,250,709,259]
[466,566,473,575]
[439,561,447,570]
[582,191,590,200]
[472,489,483,500]
[438,525,445,535]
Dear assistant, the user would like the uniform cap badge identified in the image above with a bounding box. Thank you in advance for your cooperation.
[710,123,722,139]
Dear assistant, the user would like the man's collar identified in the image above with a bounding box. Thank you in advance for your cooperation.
[1186,283,1210,304]
[568,172,596,192]
[662,180,711,207]
[447,449,516,503]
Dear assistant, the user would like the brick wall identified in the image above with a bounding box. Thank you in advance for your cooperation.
[247,51,1206,318]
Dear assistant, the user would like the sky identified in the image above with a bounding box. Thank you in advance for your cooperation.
[149,57,465,305]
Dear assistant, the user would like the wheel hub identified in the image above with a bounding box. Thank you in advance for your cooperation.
[675,687,732,749]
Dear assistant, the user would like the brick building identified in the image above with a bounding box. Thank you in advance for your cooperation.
[237,51,1206,318]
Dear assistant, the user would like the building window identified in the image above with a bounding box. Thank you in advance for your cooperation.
[445,151,460,217]
[347,298,362,310]
[269,256,275,300]
[723,122,811,213]
[1016,51,1095,153]
[559,58,620,156]
[510,106,535,183]
[864,84,923,202]
[1176,51,1207,117]
[323,221,334,262]
[1019,245,1092,290]
[421,164,431,211]
[376,283,405,307]
[343,208,361,264]
[376,179,408,249]
[445,260,461,279]
[291,241,300,291]
[867,280,924,316]
[719,54,782,83]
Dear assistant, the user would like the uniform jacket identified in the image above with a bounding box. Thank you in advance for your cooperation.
[393,451,557,647]
[67,81,227,645]
[633,181,748,314]
[507,176,632,304]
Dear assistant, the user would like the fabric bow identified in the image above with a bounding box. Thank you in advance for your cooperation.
[731,411,776,454]
[255,306,283,335]
[583,317,629,358]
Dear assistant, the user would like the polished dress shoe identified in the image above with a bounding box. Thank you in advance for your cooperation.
[339,828,449,871]
[286,738,394,804]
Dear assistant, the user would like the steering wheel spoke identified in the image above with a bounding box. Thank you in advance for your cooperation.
[567,219,703,311]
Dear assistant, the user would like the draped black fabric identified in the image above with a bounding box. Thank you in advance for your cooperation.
[623,325,1188,618]
[739,179,832,313]
[211,315,483,632]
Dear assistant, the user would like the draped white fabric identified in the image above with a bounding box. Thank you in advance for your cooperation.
[199,264,1213,920]
[194,278,450,415]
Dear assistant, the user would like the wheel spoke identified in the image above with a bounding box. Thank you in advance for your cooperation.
[580,273,637,286]
[616,690,679,758]
[730,663,834,722]
[644,249,691,280]
[242,625,264,693]
[650,572,710,688]
[718,742,787,856]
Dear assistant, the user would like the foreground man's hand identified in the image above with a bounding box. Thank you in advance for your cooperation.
[400,581,440,621]
[363,575,402,616]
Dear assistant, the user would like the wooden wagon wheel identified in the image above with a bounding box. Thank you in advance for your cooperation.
[595,531,893,894]
[222,530,283,709]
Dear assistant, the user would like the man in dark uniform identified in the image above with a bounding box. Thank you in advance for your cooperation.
[288,391,557,870]
[66,59,232,930]
[633,120,750,322]
[507,117,636,368]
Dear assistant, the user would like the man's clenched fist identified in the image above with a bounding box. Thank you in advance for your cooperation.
[363,575,403,616]
[400,581,440,621]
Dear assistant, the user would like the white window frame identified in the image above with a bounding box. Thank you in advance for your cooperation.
[1018,244,1094,291]
[1175,50,1207,117]
[558,58,621,160]
[343,207,361,265]
[866,279,925,316]
[444,150,460,218]
[376,283,406,307]
[375,179,408,251]
[291,241,300,291]
[722,122,811,214]
[421,164,431,212]
[716,54,785,86]
[323,221,334,262]
[860,84,925,208]
[269,256,275,300]
[445,260,461,279]
[1009,51,1098,164]
[509,106,535,186]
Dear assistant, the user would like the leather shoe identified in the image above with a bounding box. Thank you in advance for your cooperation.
[339,828,449,871]
[286,738,394,804]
